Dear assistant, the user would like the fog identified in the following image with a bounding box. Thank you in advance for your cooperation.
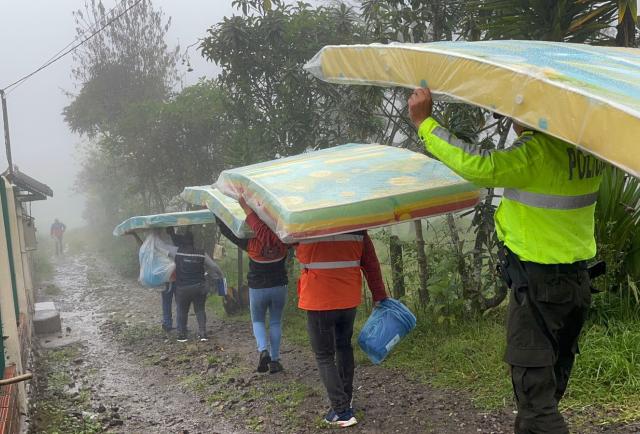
[0,1,236,230]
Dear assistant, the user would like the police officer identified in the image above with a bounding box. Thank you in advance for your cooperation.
[408,88,602,433]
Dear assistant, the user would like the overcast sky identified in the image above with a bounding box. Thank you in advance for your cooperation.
[0,1,238,229]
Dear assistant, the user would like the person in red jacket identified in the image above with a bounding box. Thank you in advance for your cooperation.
[238,195,388,428]
[217,197,289,374]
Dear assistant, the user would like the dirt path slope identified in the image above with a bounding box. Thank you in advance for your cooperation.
[31,254,636,433]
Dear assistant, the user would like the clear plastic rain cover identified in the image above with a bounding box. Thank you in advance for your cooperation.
[181,185,254,239]
[113,210,215,237]
[305,40,640,177]
[216,143,481,242]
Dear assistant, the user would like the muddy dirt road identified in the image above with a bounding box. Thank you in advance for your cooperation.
[30,254,638,433]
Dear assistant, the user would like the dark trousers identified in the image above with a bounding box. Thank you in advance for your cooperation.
[161,282,175,329]
[175,283,207,335]
[54,237,63,256]
[505,262,591,434]
[306,308,357,414]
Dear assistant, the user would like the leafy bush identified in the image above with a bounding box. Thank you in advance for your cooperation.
[593,166,640,322]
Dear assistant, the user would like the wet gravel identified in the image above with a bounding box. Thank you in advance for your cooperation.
[35,254,242,434]
[30,254,640,434]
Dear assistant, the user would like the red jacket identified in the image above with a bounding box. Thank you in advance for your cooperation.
[245,213,387,310]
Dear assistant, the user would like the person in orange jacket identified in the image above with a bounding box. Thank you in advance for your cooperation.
[238,195,388,428]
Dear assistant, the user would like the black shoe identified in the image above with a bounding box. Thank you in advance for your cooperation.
[176,333,188,343]
[197,333,209,342]
[269,360,283,374]
[257,350,271,373]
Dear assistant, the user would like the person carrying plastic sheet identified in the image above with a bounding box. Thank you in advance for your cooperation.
[216,197,289,374]
[298,228,388,428]
[129,228,181,333]
[408,88,603,434]
[235,198,388,427]
[160,228,185,332]
[160,230,224,342]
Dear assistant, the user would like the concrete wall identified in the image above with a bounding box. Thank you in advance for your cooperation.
[0,176,39,431]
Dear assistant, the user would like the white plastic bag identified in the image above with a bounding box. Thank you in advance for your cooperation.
[138,231,176,287]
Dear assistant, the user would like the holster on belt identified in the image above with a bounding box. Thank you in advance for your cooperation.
[587,260,606,294]
[496,244,528,290]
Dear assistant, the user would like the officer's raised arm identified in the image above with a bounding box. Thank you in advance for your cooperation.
[408,87,544,189]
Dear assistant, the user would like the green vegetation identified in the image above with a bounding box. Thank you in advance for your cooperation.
[32,239,54,284]
[566,319,640,423]
[64,0,640,429]
[281,296,640,425]
[31,344,102,434]
[108,318,157,346]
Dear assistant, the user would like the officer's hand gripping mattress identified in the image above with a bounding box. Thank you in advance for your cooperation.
[181,186,254,239]
[215,143,481,242]
[113,209,216,236]
[305,41,640,178]
[358,298,417,365]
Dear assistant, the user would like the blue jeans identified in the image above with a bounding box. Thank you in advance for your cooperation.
[249,285,287,361]
[162,282,175,329]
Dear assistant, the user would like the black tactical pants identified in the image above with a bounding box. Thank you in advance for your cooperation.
[504,261,591,434]
[307,308,357,414]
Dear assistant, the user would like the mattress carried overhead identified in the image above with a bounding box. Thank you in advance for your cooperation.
[113,209,215,237]
[215,143,481,242]
[181,185,254,239]
[305,40,640,177]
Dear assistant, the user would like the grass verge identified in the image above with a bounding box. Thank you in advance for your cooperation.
[280,295,640,426]
[31,344,102,434]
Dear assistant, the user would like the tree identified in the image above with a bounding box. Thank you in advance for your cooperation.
[64,0,179,136]
[477,0,618,43]
[615,0,638,47]
[66,0,181,221]
[200,1,384,160]
[361,0,470,43]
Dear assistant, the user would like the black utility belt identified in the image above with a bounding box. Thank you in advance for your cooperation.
[497,243,605,292]
[520,259,588,274]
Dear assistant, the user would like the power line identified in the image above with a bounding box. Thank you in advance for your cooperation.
[6,0,132,96]
[1,0,144,92]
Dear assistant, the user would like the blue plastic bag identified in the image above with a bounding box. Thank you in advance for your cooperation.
[138,232,176,287]
[358,298,417,364]
[216,278,228,296]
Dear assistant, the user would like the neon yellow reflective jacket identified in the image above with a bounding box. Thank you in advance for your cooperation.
[418,117,604,264]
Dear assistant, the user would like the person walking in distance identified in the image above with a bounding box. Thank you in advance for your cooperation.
[50,218,66,256]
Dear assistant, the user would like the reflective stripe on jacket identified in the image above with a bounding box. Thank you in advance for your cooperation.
[418,117,603,264]
[296,233,364,311]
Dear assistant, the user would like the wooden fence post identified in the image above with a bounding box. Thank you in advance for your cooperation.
[389,235,405,299]
[414,220,429,306]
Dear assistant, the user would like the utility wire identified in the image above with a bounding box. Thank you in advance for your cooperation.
[1,0,144,92]
[6,0,129,96]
